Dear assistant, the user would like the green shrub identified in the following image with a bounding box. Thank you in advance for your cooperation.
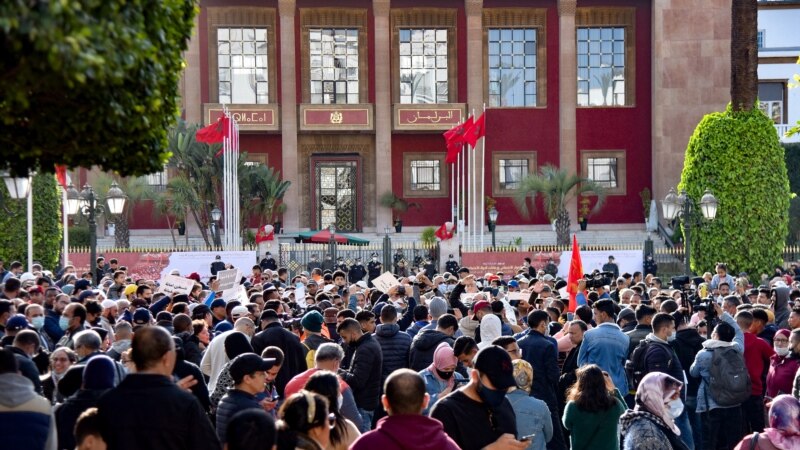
[420,227,437,245]
[679,105,790,276]
[68,226,91,248]
[783,143,800,244]
[0,174,63,269]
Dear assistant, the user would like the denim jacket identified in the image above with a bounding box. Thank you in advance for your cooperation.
[507,389,553,450]
[578,322,630,394]
[689,311,744,412]
[419,368,465,416]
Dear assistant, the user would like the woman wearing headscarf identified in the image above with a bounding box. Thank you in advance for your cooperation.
[209,331,254,408]
[476,314,501,350]
[620,371,689,450]
[508,359,552,450]
[418,342,464,415]
[734,395,800,450]
[767,329,800,399]
[562,364,626,450]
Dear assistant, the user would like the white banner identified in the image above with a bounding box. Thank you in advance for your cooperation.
[216,268,240,291]
[159,251,256,281]
[157,275,196,296]
[556,250,642,279]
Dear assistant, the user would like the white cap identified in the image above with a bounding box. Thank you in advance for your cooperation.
[101,299,117,309]
[19,272,36,282]
[322,284,336,293]
[231,305,249,318]
[356,281,368,289]
[169,269,180,276]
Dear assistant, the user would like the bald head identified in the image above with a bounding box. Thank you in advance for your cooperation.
[383,369,427,415]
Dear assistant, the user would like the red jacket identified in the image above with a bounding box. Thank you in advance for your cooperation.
[350,414,460,450]
[743,332,775,396]
[766,354,800,398]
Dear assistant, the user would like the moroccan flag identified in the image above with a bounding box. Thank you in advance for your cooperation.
[443,116,473,164]
[566,234,584,313]
[464,113,485,147]
[255,225,275,244]
[54,165,68,188]
[434,222,454,241]
[196,114,230,145]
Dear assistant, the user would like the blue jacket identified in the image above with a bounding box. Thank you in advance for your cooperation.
[216,389,261,443]
[406,320,429,339]
[43,308,64,343]
[375,323,412,384]
[507,389,553,450]
[689,311,744,412]
[578,322,630,394]
[419,368,465,415]
[0,373,56,450]
[518,330,560,408]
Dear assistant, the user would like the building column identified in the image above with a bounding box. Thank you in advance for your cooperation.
[279,0,300,231]
[183,14,202,124]
[373,0,392,233]
[558,0,579,229]
[465,0,485,247]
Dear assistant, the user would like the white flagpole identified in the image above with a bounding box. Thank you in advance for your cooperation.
[465,138,470,251]
[470,109,476,251]
[480,105,486,250]
[62,186,69,268]
[458,149,463,250]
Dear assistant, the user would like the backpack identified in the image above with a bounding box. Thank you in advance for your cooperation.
[707,346,751,407]
[625,340,652,391]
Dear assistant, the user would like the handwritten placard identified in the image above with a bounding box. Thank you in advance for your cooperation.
[506,292,530,302]
[157,275,196,296]
[217,269,240,291]
[372,272,401,293]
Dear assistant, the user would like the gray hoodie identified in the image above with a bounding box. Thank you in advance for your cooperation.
[773,285,791,330]
[0,373,57,450]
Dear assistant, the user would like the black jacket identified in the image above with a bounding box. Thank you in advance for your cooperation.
[7,346,42,394]
[672,328,705,397]
[251,322,307,396]
[348,264,366,283]
[97,374,221,450]
[339,333,383,410]
[174,359,211,413]
[56,388,107,450]
[409,329,455,371]
[518,330,560,409]
[374,323,411,383]
[58,352,126,398]
[177,332,204,366]
[642,336,685,397]
[215,389,260,444]
[558,341,582,405]
[626,324,653,357]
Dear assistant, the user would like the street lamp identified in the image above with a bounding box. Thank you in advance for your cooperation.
[211,207,222,249]
[662,187,718,277]
[383,226,392,271]
[1,171,33,270]
[488,207,499,248]
[67,182,128,284]
[328,224,337,261]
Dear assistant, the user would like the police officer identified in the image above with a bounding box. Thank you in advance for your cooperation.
[643,254,658,276]
[259,252,277,271]
[321,253,335,273]
[349,257,366,283]
[367,252,383,285]
[445,254,459,276]
[336,257,349,274]
[307,254,322,272]
[210,255,226,276]
[393,249,404,273]
[423,257,436,280]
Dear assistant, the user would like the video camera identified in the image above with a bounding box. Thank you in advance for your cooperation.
[583,271,614,289]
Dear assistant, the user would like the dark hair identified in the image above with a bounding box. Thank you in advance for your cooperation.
[304,371,347,446]
[354,311,374,324]
[413,305,429,321]
[570,320,588,332]
[84,300,103,316]
[337,318,361,334]
[384,368,427,415]
[735,310,754,329]
[276,391,330,450]
[437,314,458,332]
[453,336,478,357]
[70,303,88,324]
[262,346,285,367]
[574,305,592,324]
[227,409,276,450]
[651,313,675,334]
[332,270,346,280]
[491,336,516,349]
[751,308,769,323]
[0,348,19,374]
[714,321,736,342]
[172,314,192,334]
[74,407,102,447]
[380,304,398,322]
[567,364,617,413]
[337,309,355,320]
[592,299,616,319]
[527,310,550,329]
[131,326,174,371]
[635,304,657,321]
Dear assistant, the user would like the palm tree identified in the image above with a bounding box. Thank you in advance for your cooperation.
[91,173,154,248]
[730,0,757,111]
[514,165,607,245]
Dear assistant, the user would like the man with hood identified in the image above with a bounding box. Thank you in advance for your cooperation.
[375,305,412,386]
[0,348,57,450]
[409,314,458,371]
[351,369,460,450]
[772,284,791,330]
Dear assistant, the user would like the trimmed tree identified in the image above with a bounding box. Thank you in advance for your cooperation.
[679,106,790,276]
[0,174,63,269]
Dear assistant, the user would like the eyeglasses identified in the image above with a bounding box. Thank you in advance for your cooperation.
[774,339,790,344]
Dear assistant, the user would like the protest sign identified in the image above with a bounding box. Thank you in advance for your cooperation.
[506,292,529,302]
[157,275,195,296]
[372,272,400,293]
[217,269,240,291]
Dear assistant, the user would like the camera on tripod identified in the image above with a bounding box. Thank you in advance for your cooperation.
[583,271,614,289]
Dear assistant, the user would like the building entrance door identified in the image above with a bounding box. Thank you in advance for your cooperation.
[312,157,361,232]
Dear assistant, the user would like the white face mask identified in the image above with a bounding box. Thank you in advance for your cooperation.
[667,331,677,342]
[667,399,684,419]
[775,346,790,356]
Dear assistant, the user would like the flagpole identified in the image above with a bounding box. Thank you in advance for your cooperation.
[466,137,472,251]
[480,104,486,251]
[63,186,69,268]
[470,109,476,251]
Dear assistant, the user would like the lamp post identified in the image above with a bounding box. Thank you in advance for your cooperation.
[211,207,222,249]
[488,207,499,249]
[66,181,127,284]
[328,224,337,261]
[1,172,33,269]
[662,187,718,277]
[383,226,392,271]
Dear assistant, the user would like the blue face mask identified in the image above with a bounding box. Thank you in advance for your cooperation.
[59,316,70,331]
[477,378,507,408]
[32,317,45,330]
[438,284,447,295]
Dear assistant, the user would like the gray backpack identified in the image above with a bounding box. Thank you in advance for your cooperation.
[707,346,751,407]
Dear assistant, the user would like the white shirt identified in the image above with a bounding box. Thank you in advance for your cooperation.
[200,329,234,392]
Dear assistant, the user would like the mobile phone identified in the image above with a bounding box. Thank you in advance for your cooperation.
[519,434,535,442]
[509,300,521,307]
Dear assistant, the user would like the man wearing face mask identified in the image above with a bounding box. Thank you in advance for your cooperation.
[445,255,459,276]
[307,254,321,272]
[349,257,366,283]
[735,310,774,434]
[367,253,382,287]
[24,304,53,352]
[57,303,87,350]
[337,318,383,433]
[638,312,694,449]
[431,345,527,450]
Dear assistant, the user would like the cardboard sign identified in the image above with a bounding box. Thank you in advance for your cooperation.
[506,292,530,302]
[372,272,401,293]
[217,269,240,291]
[157,275,195,296]
[460,293,482,304]
[222,285,250,304]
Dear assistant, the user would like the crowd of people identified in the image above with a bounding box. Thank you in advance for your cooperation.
[2,256,800,450]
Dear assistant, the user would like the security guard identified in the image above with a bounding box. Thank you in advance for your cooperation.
[336,257,349,274]
[367,252,383,285]
[259,252,277,271]
[349,257,367,283]
[445,254,459,276]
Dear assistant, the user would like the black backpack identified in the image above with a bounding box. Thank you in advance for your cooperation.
[625,339,673,391]
[707,346,751,407]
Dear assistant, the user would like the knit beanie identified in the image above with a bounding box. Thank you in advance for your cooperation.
[83,355,116,390]
[301,310,324,333]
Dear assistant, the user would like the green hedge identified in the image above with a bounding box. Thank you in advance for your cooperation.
[68,226,91,248]
[784,142,800,244]
[680,105,790,277]
[0,174,63,269]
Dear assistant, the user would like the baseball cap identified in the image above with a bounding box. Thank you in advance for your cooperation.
[471,300,491,319]
[231,305,249,319]
[6,315,29,332]
[474,346,516,391]
[132,308,152,325]
[617,308,635,323]
[74,279,91,291]
[229,353,277,384]
[508,280,519,288]
[542,274,555,282]
[355,281,368,289]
